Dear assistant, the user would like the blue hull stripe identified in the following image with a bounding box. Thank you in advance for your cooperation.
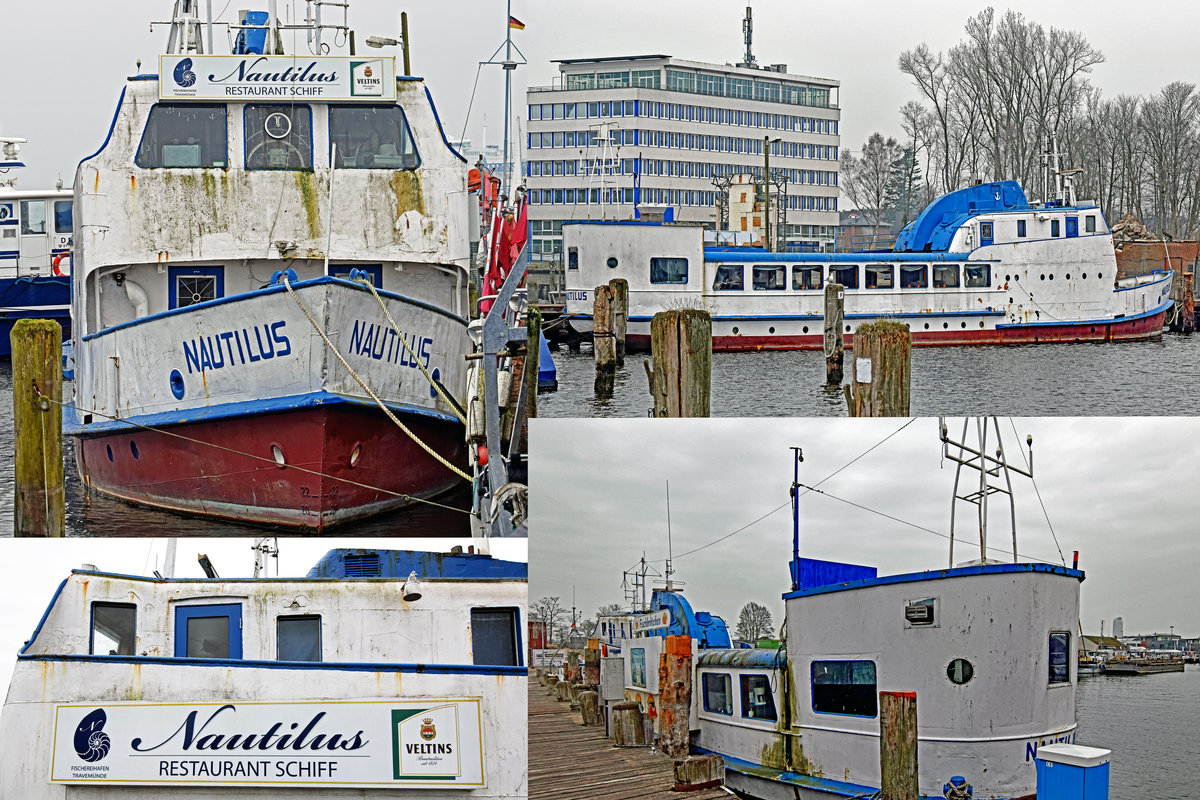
[82,274,466,341]
[65,389,461,436]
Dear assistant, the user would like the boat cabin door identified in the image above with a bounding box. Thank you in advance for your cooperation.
[18,199,51,273]
[1065,217,1079,238]
[979,221,994,247]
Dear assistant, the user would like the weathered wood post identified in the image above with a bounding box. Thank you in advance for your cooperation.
[593,284,616,396]
[645,309,711,417]
[579,690,601,726]
[658,635,693,758]
[12,319,65,536]
[879,691,919,800]
[566,650,581,684]
[824,282,845,385]
[612,701,646,746]
[608,278,628,365]
[468,281,480,321]
[674,754,726,791]
[1182,272,1195,334]
[583,644,601,687]
[524,306,541,422]
[555,680,571,702]
[845,320,911,418]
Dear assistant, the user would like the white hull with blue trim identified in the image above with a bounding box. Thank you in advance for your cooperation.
[561,181,1171,349]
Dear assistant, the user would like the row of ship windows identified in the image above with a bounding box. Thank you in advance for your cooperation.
[137,265,382,312]
[528,129,838,161]
[571,255,990,291]
[133,103,419,170]
[530,99,838,131]
[528,158,837,187]
[89,601,521,666]
[2,199,72,236]
[700,638,1072,721]
[984,216,1097,240]
[531,188,836,212]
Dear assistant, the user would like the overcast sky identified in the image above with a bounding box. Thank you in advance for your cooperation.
[0,537,526,694]
[529,417,1200,642]
[5,1,1200,187]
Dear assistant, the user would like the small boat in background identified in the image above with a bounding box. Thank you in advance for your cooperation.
[1102,655,1185,675]
[0,136,72,356]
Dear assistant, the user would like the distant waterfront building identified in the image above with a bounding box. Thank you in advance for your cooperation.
[1112,616,1123,639]
[523,54,841,263]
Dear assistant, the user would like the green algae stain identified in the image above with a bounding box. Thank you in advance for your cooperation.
[295,172,322,240]
[390,171,424,217]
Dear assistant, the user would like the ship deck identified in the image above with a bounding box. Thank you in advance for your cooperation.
[528,673,728,800]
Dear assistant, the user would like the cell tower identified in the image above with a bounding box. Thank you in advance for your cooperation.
[740,7,757,68]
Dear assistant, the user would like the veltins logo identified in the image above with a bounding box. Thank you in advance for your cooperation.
[351,60,384,97]
[173,58,196,88]
[391,705,459,780]
[74,709,111,763]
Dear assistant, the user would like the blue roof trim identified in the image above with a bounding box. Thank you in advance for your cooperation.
[307,549,528,579]
[16,653,525,676]
[77,86,128,169]
[82,274,466,342]
[64,389,460,436]
[994,299,1172,329]
[705,251,976,263]
[423,85,467,164]
[18,577,69,656]
[128,73,160,81]
[781,562,1084,600]
[1114,272,1172,293]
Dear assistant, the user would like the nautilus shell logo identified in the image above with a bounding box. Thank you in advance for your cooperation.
[73,709,111,762]
[173,57,197,88]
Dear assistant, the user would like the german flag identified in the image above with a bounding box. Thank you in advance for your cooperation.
[508,15,525,30]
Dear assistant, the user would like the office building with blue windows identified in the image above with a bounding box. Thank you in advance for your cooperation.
[524,54,841,261]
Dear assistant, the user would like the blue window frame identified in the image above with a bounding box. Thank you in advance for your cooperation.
[933,264,959,288]
[1017,219,1027,238]
[900,264,928,288]
[812,660,877,717]
[277,615,322,662]
[1049,632,1070,684]
[979,221,994,246]
[175,603,243,659]
[331,263,383,287]
[741,674,777,721]
[1051,219,1060,237]
[168,265,224,309]
[329,105,420,170]
[1065,217,1078,238]
[830,265,858,289]
[244,104,313,170]
[865,265,893,289]
[651,257,688,284]
[702,672,732,715]
[54,200,73,234]
[712,264,743,291]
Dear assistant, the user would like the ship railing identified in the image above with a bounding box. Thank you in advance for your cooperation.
[847,231,899,253]
[1115,269,1169,289]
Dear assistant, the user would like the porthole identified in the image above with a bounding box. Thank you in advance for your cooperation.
[802,325,809,333]
[1040,274,1046,281]
[430,367,441,399]
[1049,274,1054,281]
[961,321,967,328]
[130,440,139,459]
[943,322,949,329]
[1066,274,1071,280]
[606,256,619,268]
[923,323,929,329]
[1005,274,1011,282]
[732,326,739,334]
[769,326,775,334]
[169,369,185,400]
[271,444,287,468]
[845,325,851,333]
[979,321,984,328]
[1098,273,1103,280]
[947,658,975,685]
[106,445,114,462]
[1083,273,1088,279]
[349,442,363,468]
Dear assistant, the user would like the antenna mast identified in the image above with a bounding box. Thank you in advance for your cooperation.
[741,7,757,68]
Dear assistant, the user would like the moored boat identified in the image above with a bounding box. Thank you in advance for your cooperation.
[560,178,1172,350]
[68,3,474,528]
[1102,656,1185,675]
[0,136,72,355]
[0,546,528,796]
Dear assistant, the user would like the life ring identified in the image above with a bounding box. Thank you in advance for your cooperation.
[52,252,69,276]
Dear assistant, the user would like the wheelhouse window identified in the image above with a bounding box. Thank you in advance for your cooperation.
[702,672,732,715]
[136,104,227,168]
[713,264,744,291]
[169,265,224,309]
[568,246,579,270]
[964,264,991,288]
[651,257,688,284]
[793,264,822,290]
[1016,219,1027,238]
[740,674,777,721]
[1085,215,1096,233]
[174,603,243,659]
[19,200,45,235]
[1049,632,1071,684]
[865,265,893,289]
[829,265,858,289]
[471,607,521,666]
[277,615,322,662]
[900,264,927,288]
[752,264,785,290]
[811,660,877,717]
[330,105,419,169]
[91,602,136,656]
[979,221,994,241]
[245,105,313,170]
[933,265,959,288]
[54,200,73,234]
[1051,219,1060,237]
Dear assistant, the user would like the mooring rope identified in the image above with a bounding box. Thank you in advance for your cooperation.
[281,275,471,482]
[44,394,474,517]
[355,275,466,424]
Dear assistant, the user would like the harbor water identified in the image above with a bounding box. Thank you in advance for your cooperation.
[1075,665,1199,800]
[0,363,471,536]
[540,333,1200,417]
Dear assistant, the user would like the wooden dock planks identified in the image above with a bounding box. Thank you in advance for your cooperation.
[528,675,729,800]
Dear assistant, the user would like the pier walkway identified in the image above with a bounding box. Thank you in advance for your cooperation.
[528,674,728,799]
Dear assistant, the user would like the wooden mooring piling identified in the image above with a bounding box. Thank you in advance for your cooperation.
[845,320,911,417]
[824,282,845,385]
[11,319,65,536]
[645,309,711,417]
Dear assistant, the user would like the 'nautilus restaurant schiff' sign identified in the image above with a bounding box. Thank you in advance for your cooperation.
[0,549,527,796]
[160,55,397,101]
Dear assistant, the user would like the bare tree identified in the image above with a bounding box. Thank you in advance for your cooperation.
[735,602,775,643]
[842,133,904,229]
[532,596,567,645]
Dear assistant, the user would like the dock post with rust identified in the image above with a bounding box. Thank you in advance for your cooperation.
[1182,272,1195,334]
[645,309,711,417]
[658,634,693,758]
[879,691,918,800]
[824,281,845,385]
[11,319,65,536]
[608,278,628,365]
[845,320,911,417]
